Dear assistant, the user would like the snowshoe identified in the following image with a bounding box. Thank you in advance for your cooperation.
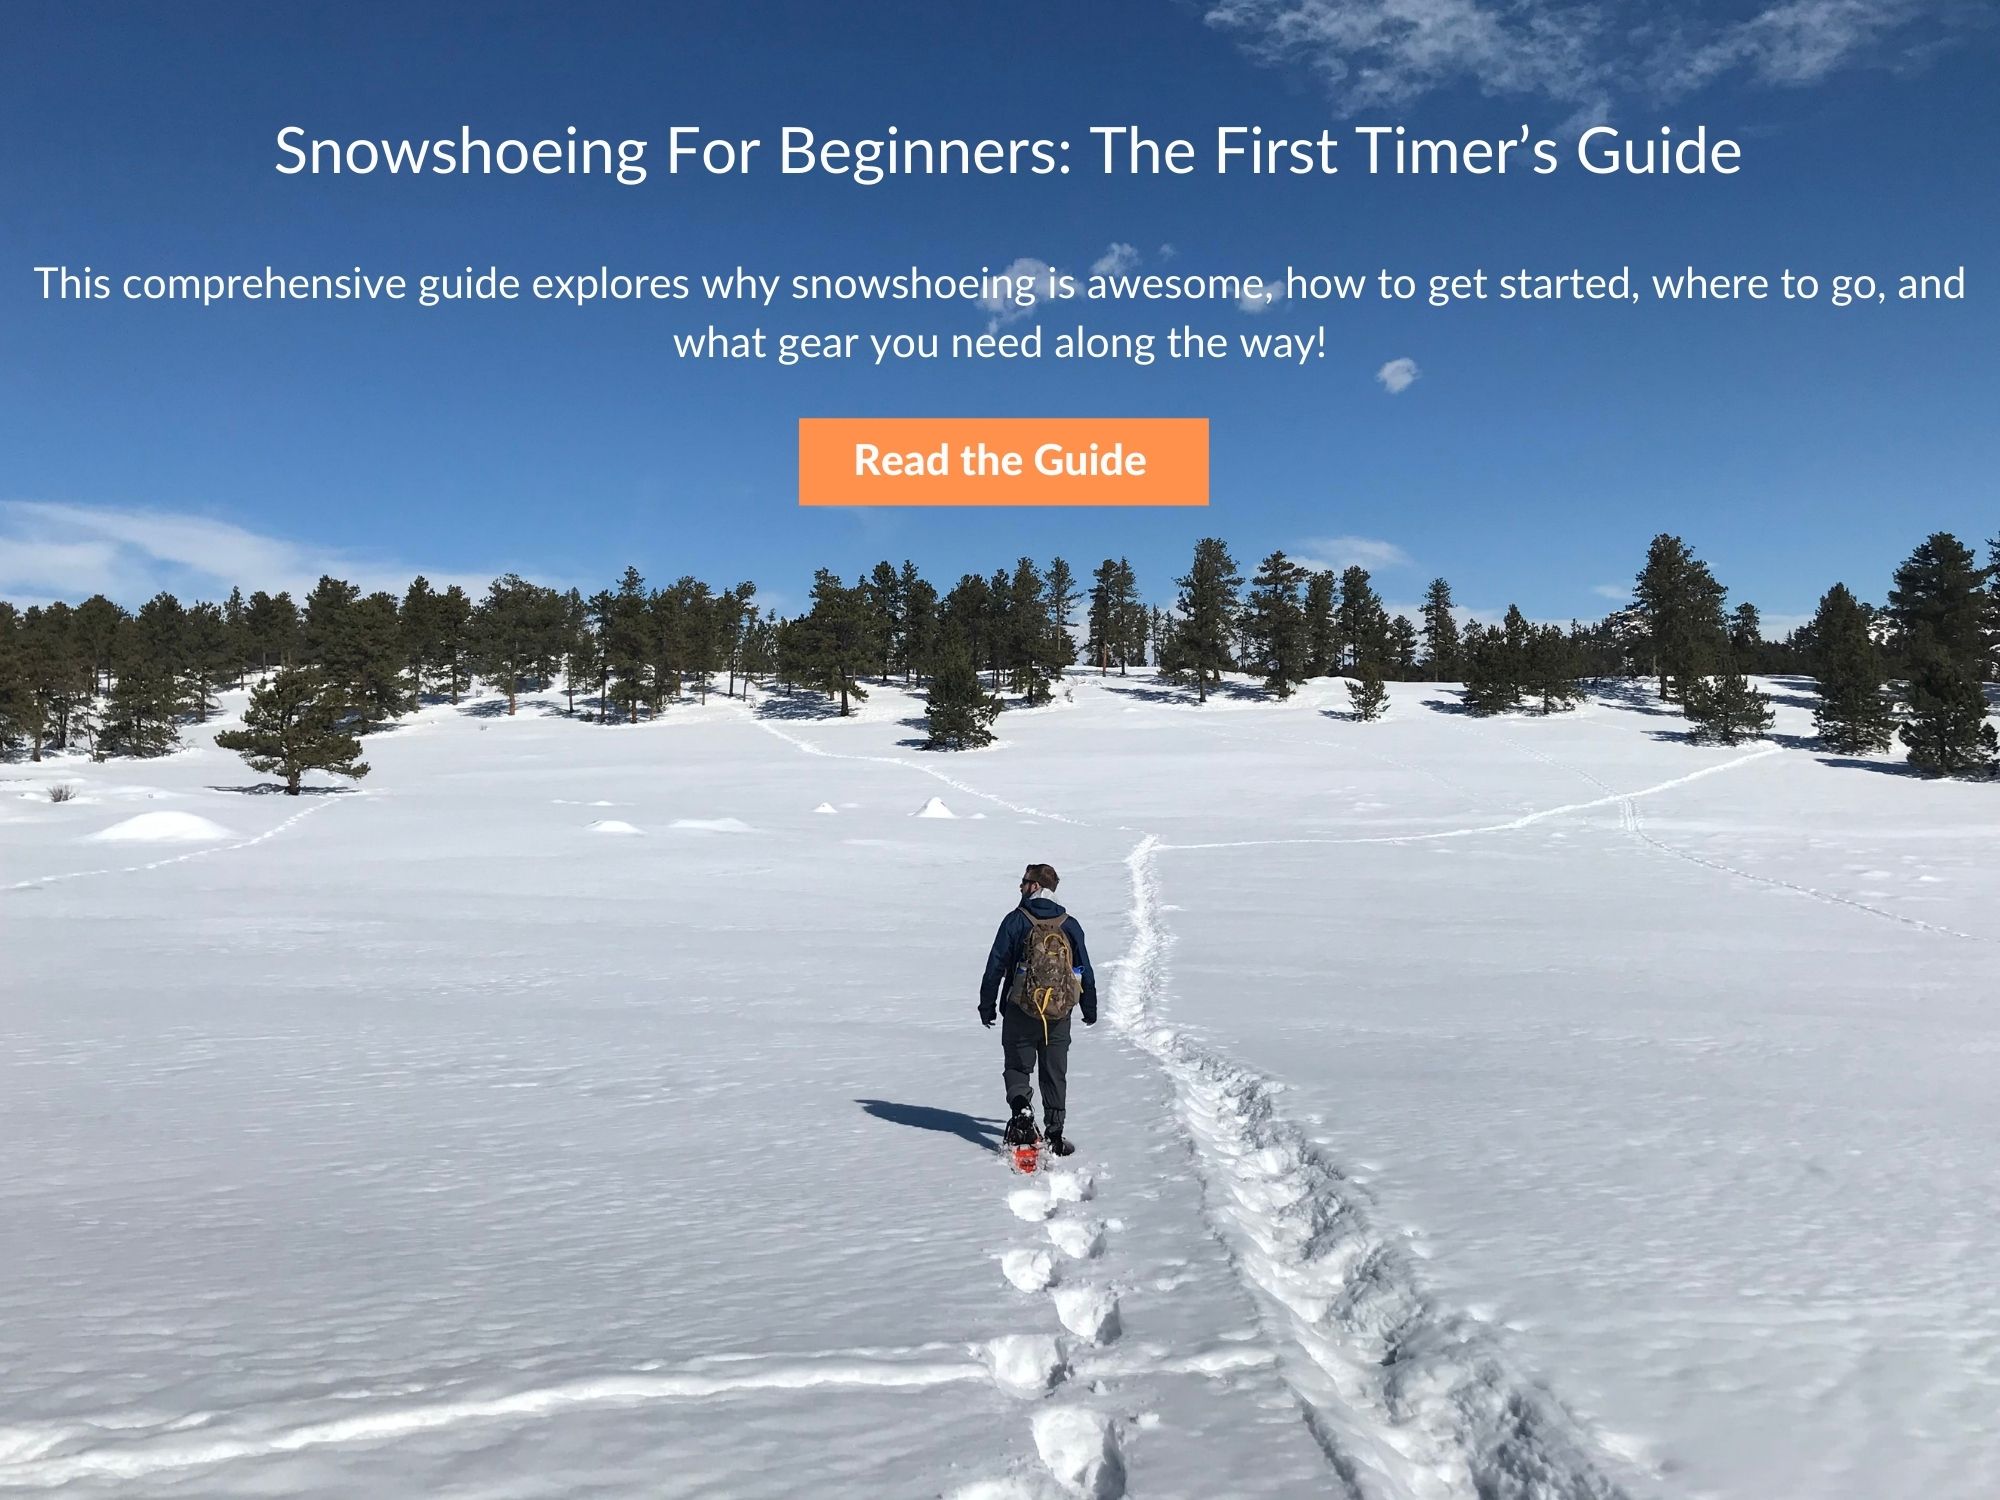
[1004,1109,1042,1174]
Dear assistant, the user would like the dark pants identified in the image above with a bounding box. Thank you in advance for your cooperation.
[1001,1006,1072,1133]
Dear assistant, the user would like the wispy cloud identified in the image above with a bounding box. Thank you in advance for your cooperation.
[1375,356,1421,394]
[1590,581,1631,601]
[0,500,524,607]
[1296,534,1414,573]
[1202,0,1969,113]
[1090,242,1141,276]
[1238,273,1289,313]
[980,256,1065,332]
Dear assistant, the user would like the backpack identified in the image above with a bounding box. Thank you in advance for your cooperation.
[1007,907,1083,1031]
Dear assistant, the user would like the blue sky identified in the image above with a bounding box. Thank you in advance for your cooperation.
[3,0,1994,630]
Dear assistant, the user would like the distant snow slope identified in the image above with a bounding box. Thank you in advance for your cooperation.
[1,673,1995,1499]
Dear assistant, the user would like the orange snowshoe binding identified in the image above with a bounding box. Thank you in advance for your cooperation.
[1004,1107,1042,1174]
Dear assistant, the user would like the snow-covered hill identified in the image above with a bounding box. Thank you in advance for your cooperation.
[2,672,1996,1499]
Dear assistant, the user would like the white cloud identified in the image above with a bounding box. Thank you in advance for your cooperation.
[979,257,1064,332]
[1238,274,1288,313]
[1202,0,1965,112]
[0,499,520,607]
[1090,242,1141,276]
[1296,535,1414,573]
[1590,582,1631,600]
[1376,356,1421,394]
[1158,242,1180,261]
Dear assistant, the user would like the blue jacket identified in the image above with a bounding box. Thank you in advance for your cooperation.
[980,897,1097,1025]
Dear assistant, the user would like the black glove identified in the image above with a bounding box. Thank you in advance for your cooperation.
[979,1004,996,1028]
[1081,1008,1097,1027]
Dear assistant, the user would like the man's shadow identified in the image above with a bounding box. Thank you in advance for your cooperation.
[855,1099,1004,1154]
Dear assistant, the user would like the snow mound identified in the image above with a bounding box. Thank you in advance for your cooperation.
[1047,1170,1095,1204]
[1001,1247,1057,1292]
[914,797,957,819]
[1053,1285,1122,1344]
[1008,1187,1056,1222]
[670,817,755,834]
[985,1333,1068,1396]
[1047,1218,1104,1260]
[812,802,838,814]
[1032,1406,1125,1498]
[89,811,233,844]
[587,819,644,835]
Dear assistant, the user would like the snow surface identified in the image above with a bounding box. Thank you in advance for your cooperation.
[2,671,1997,1499]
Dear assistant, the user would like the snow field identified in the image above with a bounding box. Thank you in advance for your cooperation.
[3,671,1996,1497]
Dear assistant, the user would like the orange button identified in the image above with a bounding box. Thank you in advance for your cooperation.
[798,418,1208,506]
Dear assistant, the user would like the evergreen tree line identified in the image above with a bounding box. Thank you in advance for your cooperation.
[1,528,1993,777]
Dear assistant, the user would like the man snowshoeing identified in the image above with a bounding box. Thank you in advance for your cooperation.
[980,863,1097,1158]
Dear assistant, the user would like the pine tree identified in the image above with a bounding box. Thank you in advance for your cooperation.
[222,587,251,688]
[900,567,940,682]
[1887,532,1987,678]
[1086,558,1141,674]
[922,632,1000,749]
[1113,561,1146,669]
[1421,578,1460,679]
[301,575,360,674]
[714,582,756,697]
[18,603,95,757]
[1336,567,1391,672]
[244,590,298,675]
[795,570,874,715]
[942,573,997,688]
[182,601,234,721]
[432,585,475,703]
[1986,534,2000,680]
[864,560,904,679]
[215,666,369,795]
[473,574,562,715]
[1730,601,1763,659]
[1388,615,1421,680]
[402,576,439,709]
[560,588,598,715]
[1304,569,1338,678]
[0,604,37,758]
[1522,624,1583,713]
[1633,535,1727,701]
[73,594,126,697]
[99,651,181,758]
[1173,538,1242,703]
[1461,622,1523,715]
[598,567,651,721]
[1006,557,1067,703]
[1899,644,1997,776]
[1347,658,1388,721]
[1683,660,1774,745]
[349,592,410,723]
[683,582,724,703]
[1046,557,1080,640]
[1808,583,1895,753]
[1242,550,1311,697]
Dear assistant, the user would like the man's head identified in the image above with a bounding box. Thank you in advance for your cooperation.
[1019,863,1060,897]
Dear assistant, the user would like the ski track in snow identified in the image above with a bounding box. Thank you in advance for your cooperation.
[1168,745,1781,852]
[749,715,1086,826]
[1,799,338,895]
[0,1347,992,1490]
[1619,797,1998,945]
[1110,835,1636,1500]
[1483,724,1999,947]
